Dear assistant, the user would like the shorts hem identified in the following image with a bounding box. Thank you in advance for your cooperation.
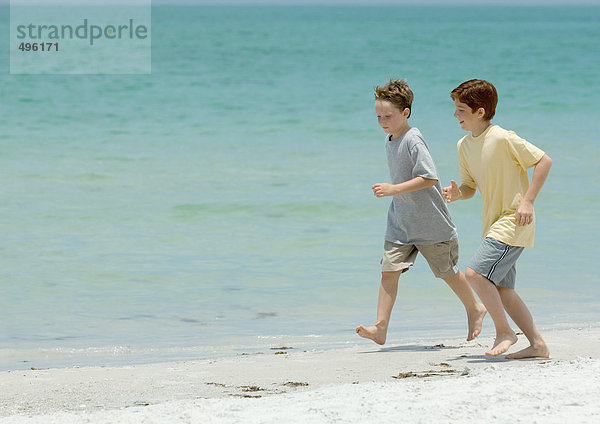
[466,264,515,289]
[434,265,460,279]
[381,263,412,273]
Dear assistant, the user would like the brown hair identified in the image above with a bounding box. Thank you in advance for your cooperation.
[374,79,414,118]
[451,79,498,121]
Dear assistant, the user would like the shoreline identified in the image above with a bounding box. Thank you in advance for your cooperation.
[4,318,594,373]
[1,324,599,423]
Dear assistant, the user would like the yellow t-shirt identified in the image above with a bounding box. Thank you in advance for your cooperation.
[458,125,545,247]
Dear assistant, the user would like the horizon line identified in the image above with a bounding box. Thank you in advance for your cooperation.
[3,1,600,5]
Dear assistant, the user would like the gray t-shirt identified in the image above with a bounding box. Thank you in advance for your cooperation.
[385,127,457,245]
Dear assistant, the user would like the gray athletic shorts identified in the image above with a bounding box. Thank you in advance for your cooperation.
[381,239,459,279]
[467,237,524,289]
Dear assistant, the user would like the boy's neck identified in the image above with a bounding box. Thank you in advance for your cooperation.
[470,121,492,138]
[390,124,411,140]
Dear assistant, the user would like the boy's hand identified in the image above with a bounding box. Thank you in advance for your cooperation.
[515,199,534,226]
[442,180,461,203]
[372,183,396,198]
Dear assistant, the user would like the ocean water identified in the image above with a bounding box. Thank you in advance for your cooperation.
[1,5,599,371]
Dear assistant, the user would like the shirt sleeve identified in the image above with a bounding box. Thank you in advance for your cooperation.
[457,140,476,189]
[506,131,545,170]
[408,138,439,181]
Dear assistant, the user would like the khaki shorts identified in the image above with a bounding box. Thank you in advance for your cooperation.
[381,239,459,279]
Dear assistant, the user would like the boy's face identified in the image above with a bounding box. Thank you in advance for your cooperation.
[375,100,410,138]
[453,99,485,132]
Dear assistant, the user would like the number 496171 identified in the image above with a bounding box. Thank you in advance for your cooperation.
[18,42,59,52]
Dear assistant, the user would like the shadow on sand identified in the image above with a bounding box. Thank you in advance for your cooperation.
[359,343,461,354]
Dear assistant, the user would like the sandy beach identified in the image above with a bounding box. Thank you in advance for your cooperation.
[1,324,599,423]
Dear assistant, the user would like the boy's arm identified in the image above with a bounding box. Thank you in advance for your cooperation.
[442,180,476,203]
[515,153,552,226]
[372,177,437,198]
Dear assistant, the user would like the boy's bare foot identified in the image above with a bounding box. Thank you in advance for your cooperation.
[486,332,518,356]
[506,342,550,359]
[355,324,387,345]
[467,304,487,341]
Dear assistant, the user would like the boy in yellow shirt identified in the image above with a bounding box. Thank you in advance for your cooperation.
[443,79,553,359]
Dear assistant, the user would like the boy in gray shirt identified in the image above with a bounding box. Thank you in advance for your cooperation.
[356,79,486,345]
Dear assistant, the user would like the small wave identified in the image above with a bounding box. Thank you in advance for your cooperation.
[172,201,367,221]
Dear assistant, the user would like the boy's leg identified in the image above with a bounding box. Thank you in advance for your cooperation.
[497,287,549,359]
[356,241,416,345]
[442,271,487,341]
[356,270,402,345]
[466,268,517,355]
[465,238,529,355]
[417,240,486,341]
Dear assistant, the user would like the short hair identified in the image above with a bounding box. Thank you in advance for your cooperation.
[374,79,414,118]
[451,79,498,121]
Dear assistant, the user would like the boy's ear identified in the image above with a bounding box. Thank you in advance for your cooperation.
[476,107,486,118]
[403,107,411,118]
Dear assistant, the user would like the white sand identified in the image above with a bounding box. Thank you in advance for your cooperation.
[1,325,599,423]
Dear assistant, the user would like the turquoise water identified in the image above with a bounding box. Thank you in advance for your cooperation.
[1,5,599,370]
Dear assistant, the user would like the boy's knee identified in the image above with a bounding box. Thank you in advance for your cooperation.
[465,267,479,281]
[466,267,496,289]
[465,267,494,286]
[496,285,514,294]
